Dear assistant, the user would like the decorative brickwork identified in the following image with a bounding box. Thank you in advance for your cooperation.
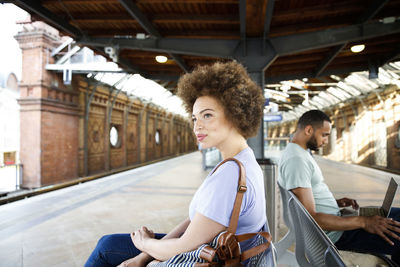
[268,85,400,172]
[16,21,196,188]
[16,22,80,188]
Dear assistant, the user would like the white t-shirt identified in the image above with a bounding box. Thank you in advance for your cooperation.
[278,142,343,243]
[189,147,267,237]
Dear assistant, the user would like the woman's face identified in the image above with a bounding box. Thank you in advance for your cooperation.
[192,95,234,150]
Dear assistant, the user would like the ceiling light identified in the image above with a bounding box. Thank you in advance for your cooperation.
[382,17,396,24]
[350,44,365,53]
[136,33,146,39]
[155,55,168,63]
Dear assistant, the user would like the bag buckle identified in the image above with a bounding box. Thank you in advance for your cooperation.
[237,185,247,193]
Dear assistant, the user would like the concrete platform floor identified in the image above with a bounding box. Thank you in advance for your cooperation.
[0,151,399,267]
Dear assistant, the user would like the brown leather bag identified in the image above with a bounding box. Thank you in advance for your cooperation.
[195,158,272,267]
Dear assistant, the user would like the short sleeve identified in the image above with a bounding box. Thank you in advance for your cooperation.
[279,156,313,190]
[195,161,241,227]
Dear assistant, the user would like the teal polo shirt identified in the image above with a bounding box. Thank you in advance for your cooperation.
[278,142,343,243]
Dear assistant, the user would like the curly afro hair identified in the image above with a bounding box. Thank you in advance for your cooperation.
[177,61,265,139]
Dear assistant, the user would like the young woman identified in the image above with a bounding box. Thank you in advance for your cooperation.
[84,61,267,267]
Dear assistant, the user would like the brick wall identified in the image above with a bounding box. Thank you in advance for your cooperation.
[78,82,196,176]
[16,21,80,188]
[16,21,196,188]
[268,85,400,172]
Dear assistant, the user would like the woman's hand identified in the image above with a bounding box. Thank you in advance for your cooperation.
[131,226,155,252]
[336,197,359,209]
[117,257,145,267]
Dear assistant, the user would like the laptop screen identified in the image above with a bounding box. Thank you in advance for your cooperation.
[382,177,398,216]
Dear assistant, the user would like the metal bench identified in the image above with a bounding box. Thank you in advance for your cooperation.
[275,182,298,266]
[248,232,277,267]
[279,184,398,267]
[286,189,346,267]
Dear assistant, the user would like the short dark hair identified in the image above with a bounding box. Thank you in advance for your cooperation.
[177,61,264,139]
[297,110,331,129]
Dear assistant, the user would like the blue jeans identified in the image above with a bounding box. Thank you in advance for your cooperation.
[84,233,166,267]
[335,207,400,264]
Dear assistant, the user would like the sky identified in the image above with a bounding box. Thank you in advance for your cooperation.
[0,4,28,80]
[0,3,187,116]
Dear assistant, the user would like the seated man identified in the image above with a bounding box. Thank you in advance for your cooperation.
[278,109,400,264]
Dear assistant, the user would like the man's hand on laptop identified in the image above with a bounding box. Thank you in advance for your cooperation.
[336,198,359,210]
[362,216,400,245]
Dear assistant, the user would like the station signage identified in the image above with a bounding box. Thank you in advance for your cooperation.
[264,112,282,122]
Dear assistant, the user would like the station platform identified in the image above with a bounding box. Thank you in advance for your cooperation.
[0,151,399,267]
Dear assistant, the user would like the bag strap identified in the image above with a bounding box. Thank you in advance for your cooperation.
[212,158,246,234]
[236,232,272,261]
[212,158,272,262]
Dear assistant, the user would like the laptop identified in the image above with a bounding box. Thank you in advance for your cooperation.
[341,177,398,217]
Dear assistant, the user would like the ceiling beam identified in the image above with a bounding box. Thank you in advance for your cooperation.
[152,14,239,24]
[118,0,189,72]
[169,54,190,73]
[272,20,400,56]
[357,0,390,23]
[274,2,359,21]
[312,1,389,79]
[78,20,400,59]
[41,0,114,4]
[314,43,347,77]
[15,0,82,38]
[143,74,180,82]
[263,0,275,38]
[78,37,238,58]
[135,0,238,3]
[265,64,371,84]
[68,14,239,24]
[12,0,148,76]
[86,29,239,39]
[381,45,400,65]
[42,0,238,3]
[63,13,239,24]
[118,0,161,38]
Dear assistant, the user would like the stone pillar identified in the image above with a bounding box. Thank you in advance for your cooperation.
[15,21,79,188]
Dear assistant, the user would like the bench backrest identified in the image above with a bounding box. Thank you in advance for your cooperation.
[287,190,346,267]
[278,182,295,233]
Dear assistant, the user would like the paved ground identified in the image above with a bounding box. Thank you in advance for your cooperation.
[0,152,207,267]
[317,155,400,207]
[0,151,398,267]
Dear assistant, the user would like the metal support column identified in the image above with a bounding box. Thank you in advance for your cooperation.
[247,71,265,159]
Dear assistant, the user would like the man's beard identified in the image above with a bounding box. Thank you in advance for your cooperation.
[306,135,319,151]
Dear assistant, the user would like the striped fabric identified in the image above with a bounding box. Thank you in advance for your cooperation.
[147,231,270,267]
[147,232,223,267]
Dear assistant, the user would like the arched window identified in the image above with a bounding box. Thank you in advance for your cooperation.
[110,125,121,148]
[155,130,161,145]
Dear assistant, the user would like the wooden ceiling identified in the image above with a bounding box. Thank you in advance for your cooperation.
[9,0,400,110]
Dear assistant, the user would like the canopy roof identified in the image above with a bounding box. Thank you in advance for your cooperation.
[9,0,400,112]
